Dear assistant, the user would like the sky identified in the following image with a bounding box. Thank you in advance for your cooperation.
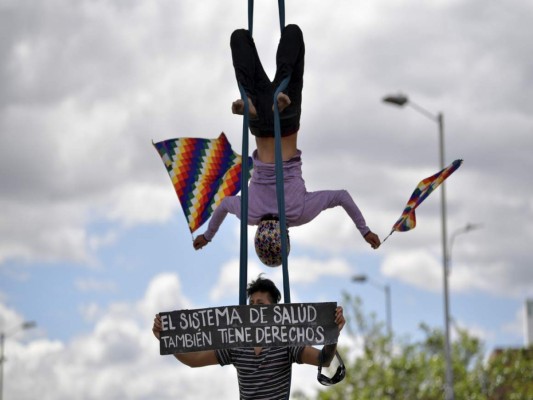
[1,0,532,398]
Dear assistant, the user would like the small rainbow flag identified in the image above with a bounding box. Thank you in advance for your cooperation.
[384,159,463,241]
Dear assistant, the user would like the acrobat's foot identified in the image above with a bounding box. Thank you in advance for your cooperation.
[274,92,291,113]
[232,98,257,119]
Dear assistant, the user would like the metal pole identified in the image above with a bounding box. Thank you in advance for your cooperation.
[0,322,36,400]
[438,113,454,400]
[0,332,5,400]
[385,285,392,337]
[353,275,393,336]
[383,95,454,399]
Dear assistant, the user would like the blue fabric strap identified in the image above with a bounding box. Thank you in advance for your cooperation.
[278,0,285,32]
[238,83,250,306]
[248,0,254,37]
[273,76,291,304]
[248,0,285,39]
[239,0,290,305]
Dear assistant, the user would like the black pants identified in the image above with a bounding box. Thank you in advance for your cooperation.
[230,24,305,137]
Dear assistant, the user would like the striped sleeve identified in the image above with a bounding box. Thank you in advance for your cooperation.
[215,348,232,366]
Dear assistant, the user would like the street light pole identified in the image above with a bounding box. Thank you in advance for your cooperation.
[352,275,392,336]
[0,332,4,400]
[437,111,455,400]
[0,321,36,400]
[383,93,454,400]
[385,284,392,338]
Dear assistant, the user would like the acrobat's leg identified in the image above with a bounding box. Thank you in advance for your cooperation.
[230,29,270,116]
[273,24,305,134]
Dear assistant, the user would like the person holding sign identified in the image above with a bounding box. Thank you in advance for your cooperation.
[152,275,346,400]
[192,24,381,266]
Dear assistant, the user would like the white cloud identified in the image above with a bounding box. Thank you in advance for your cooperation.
[3,273,241,400]
[290,210,373,254]
[289,256,353,284]
[0,302,27,334]
[210,259,265,302]
[501,306,527,344]
[381,249,442,292]
[75,278,117,293]
[452,319,495,344]
[88,230,118,252]
[209,254,354,303]
[138,273,193,320]
[3,272,352,399]
[79,302,102,323]
[1,0,533,395]
[105,184,178,227]
[2,0,533,300]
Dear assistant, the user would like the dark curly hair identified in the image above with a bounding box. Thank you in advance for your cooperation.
[246,274,281,304]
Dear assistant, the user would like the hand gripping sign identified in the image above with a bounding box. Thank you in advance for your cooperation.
[159,302,339,355]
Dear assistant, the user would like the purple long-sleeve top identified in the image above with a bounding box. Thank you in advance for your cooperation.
[202,150,370,241]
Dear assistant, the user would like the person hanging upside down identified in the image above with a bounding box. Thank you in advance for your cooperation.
[193,25,381,266]
[152,275,346,400]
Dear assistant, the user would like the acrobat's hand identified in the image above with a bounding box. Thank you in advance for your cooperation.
[273,92,291,113]
[232,98,257,118]
[364,231,381,250]
[193,234,209,251]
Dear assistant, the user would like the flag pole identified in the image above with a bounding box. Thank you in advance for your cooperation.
[381,232,393,244]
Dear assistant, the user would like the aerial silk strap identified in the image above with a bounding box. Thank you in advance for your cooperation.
[247,0,254,36]
[239,0,291,305]
[247,0,285,36]
[238,82,251,306]
[273,76,291,304]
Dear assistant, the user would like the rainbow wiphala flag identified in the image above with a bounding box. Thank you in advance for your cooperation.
[387,159,463,239]
[153,133,251,233]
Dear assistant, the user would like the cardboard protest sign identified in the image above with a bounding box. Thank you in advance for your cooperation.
[159,302,338,355]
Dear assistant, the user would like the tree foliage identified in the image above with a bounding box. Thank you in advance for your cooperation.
[293,293,532,400]
[484,347,533,400]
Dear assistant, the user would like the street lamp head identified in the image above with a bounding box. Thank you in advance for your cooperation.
[22,321,37,330]
[352,274,368,283]
[383,94,409,107]
[465,223,483,233]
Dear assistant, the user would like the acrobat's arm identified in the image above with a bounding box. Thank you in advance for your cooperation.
[193,196,241,250]
[300,189,380,249]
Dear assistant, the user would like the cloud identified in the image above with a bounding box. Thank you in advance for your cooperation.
[452,318,496,344]
[501,305,529,346]
[105,183,178,227]
[3,273,241,399]
[4,272,357,399]
[75,278,117,293]
[1,1,533,389]
[381,249,443,292]
[288,256,353,284]
[209,259,270,302]
[2,0,533,301]
[209,254,354,303]
[0,0,237,268]
[0,302,28,333]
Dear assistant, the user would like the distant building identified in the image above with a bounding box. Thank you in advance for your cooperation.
[525,299,533,347]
